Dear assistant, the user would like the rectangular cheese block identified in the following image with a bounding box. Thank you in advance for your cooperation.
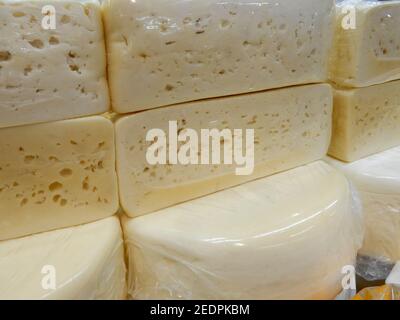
[0,116,118,241]
[116,84,333,216]
[103,0,335,112]
[330,0,400,88]
[0,217,126,300]
[328,80,400,162]
[0,0,109,128]
[123,161,362,300]
[327,146,400,265]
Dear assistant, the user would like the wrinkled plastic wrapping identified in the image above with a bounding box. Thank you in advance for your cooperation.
[0,217,127,300]
[330,0,400,88]
[123,161,363,300]
[102,0,335,112]
[326,146,400,281]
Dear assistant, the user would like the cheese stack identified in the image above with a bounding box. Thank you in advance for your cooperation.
[123,161,363,300]
[327,146,400,280]
[329,0,400,162]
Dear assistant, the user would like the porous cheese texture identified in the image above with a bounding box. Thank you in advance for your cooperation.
[116,84,333,216]
[0,116,118,241]
[326,146,400,263]
[0,217,126,300]
[0,0,109,128]
[123,161,362,300]
[330,0,400,88]
[328,80,400,162]
[103,0,335,112]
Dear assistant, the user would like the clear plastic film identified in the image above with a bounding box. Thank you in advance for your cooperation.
[102,0,335,112]
[330,0,400,88]
[326,146,400,281]
[0,217,127,300]
[123,161,363,300]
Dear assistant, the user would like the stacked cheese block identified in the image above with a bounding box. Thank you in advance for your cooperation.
[0,0,365,300]
[328,0,400,281]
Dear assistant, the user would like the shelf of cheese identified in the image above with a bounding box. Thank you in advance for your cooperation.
[0,116,118,241]
[0,217,126,300]
[123,161,363,300]
[103,0,335,113]
[0,0,109,129]
[330,0,400,88]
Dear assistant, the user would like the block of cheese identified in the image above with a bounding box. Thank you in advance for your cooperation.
[0,116,118,241]
[330,0,400,88]
[0,0,109,128]
[116,84,333,216]
[327,146,400,264]
[0,217,126,300]
[103,0,335,112]
[328,80,400,162]
[123,161,363,300]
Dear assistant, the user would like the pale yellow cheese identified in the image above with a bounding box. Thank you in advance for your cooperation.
[0,217,126,300]
[0,116,118,241]
[329,80,400,162]
[116,84,333,216]
[0,0,109,128]
[123,161,363,300]
[103,0,335,112]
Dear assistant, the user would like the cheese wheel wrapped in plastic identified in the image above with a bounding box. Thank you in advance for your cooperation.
[123,161,363,300]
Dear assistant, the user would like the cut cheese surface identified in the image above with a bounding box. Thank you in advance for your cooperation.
[326,147,400,263]
[123,161,362,300]
[0,0,109,128]
[328,80,400,162]
[103,0,335,112]
[0,217,126,300]
[116,84,333,216]
[0,116,118,241]
[330,0,400,88]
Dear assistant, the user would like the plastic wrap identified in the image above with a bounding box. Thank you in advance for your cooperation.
[326,146,400,281]
[123,161,363,300]
[0,0,109,129]
[330,0,400,88]
[0,217,127,300]
[102,0,335,112]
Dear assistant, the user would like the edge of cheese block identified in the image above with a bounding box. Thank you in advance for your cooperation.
[0,216,127,300]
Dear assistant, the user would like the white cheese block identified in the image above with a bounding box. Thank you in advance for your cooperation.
[0,116,118,241]
[123,161,363,300]
[328,80,400,162]
[103,0,335,112]
[0,0,109,128]
[330,0,400,88]
[0,217,126,300]
[326,146,400,263]
[116,84,333,216]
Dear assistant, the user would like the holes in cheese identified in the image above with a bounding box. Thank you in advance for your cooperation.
[0,116,118,241]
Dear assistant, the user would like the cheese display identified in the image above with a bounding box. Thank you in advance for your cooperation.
[103,0,335,113]
[330,0,400,88]
[326,147,400,265]
[0,0,109,128]
[0,217,126,300]
[123,161,363,300]
[0,116,118,241]
[116,84,333,216]
[328,80,400,162]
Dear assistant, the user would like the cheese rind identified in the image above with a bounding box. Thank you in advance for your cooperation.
[0,116,118,241]
[103,0,334,112]
[328,80,400,162]
[0,0,109,128]
[330,0,400,87]
[116,84,333,216]
[326,147,400,263]
[123,161,362,300]
[0,217,126,300]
